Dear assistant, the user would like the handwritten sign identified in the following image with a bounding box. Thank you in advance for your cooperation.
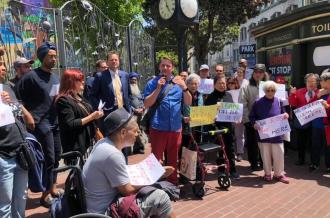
[259,81,286,100]
[180,147,197,180]
[190,104,218,127]
[227,89,240,103]
[256,114,291,140]
[216,102,243,122]
[126,153,165,186]
[293,100,327,126]
[198,79,214,94]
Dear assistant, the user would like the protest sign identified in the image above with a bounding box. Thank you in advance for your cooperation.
[255,114,291,140]
[190,104,219,127]
[216,102,243,122]
[198,79,214,94]
[0,103,15,127]
[227,89,240,103]
[259,81,286,100]
[180,147,197,180]
[126,153,165,186]
[293,100,327,126]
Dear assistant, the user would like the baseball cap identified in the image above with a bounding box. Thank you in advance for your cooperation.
[13,57,34,68]
[199,64,209,71]
[254,64,266,72]
[103,108,133,135]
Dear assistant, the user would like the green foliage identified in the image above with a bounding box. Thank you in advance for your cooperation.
[143,0,269,66]
[50,0,144,25]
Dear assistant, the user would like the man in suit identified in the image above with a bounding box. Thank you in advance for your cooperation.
[91,51,131,132]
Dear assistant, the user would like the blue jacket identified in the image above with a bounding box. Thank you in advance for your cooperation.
[90,70,131,114]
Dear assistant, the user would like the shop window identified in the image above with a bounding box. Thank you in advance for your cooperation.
[240,27,247,41]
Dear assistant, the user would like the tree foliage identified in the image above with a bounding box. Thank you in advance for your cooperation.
[50,0,144,25]
[143,0,269,67]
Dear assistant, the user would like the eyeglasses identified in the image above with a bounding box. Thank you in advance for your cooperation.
[228,82,235,85]
[216,70,223,72]
[265,89,276,93]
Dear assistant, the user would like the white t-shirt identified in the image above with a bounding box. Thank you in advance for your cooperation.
[82,137,130,214]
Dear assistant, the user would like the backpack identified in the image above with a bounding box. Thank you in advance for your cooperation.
[50,166,87,218]
[25,133,47,193]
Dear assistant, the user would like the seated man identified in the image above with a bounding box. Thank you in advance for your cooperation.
[82,108,176,218]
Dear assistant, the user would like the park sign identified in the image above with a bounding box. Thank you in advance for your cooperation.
[255,114,291,140]
[239,44,256,54]
[216,102,243,123]
[293,100,327,126]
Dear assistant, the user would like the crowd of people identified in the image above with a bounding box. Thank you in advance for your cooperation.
[1,41,330,217]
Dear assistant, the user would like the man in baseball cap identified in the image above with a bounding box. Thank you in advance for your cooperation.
[199,64,209,79]
[9,57,34,92]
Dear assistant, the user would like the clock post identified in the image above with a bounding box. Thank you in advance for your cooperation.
[157,0,199,72]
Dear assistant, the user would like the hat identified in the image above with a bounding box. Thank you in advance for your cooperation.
[37,41,56,62]
[129,72,140,79]
[13,57,34,68]
[104,108,133,135]
[199,64,209,71]
[254,64,266,72]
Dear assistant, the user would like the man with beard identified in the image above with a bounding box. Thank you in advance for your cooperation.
[129,72,147,154]
[17,42,62,208]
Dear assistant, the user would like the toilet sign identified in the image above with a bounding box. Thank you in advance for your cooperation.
[239,44,256,54]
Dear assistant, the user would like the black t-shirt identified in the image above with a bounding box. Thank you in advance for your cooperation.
[17,68,59,125]
[0,84,27,159]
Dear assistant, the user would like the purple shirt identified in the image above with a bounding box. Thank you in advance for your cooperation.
[249,97,285,143]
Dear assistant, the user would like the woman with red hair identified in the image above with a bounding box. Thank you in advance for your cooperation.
[56,69,103,162]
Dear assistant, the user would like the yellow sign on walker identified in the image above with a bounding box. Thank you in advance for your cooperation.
[190,104,219,127]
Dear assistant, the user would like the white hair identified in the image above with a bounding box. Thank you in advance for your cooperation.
[262,80,277,92]
[186,73,201,85]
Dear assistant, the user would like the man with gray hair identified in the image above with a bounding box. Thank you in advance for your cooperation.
[82,108,176,217]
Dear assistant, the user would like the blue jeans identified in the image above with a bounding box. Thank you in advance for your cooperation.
[0,157,28,218]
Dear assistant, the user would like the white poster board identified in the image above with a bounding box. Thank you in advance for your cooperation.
[259,81,286,100]
[227,89,240,103]
[198,79,214,94]
[180,147,197,180]
[293,100,327,126]
[255,114,291,140]
[216,102,243,122]
[126,153,165,186]
[0,103,15,127]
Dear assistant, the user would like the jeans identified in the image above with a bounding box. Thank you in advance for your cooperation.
[0,157,28,218]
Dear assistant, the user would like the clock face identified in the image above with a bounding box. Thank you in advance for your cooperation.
[159,0,176,20]
[180,0,198,19]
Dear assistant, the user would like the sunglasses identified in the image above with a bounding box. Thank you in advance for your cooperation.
[216,70,223,72]
[228,82,235,85]
[265,89,276,93]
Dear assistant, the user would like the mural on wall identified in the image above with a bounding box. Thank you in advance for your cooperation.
[0,0,55,77]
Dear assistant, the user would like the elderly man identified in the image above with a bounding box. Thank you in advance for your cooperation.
[198,64,210,79]
[144,57,192,185]
[9,57,34,93]
[17,42,62,207]
[239,59,253,80]
[215,64,225,78]
[82,108,176,217]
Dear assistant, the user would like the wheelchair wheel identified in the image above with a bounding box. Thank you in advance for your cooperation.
[218,175,231,189]
[192,183,205,198]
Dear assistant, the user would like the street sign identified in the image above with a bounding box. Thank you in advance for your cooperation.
[239,44,256,54]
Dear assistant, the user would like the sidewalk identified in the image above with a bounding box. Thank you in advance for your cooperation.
[26,147,330,218]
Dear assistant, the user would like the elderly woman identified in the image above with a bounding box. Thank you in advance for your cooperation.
[289,73,319,166]
[239,64,268,171]
[205,75,239,179]
[249,81,290,183]
[56,69,103,162]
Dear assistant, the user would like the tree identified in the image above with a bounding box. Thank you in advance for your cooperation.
[143,0,269,67]
[50,0,144,25]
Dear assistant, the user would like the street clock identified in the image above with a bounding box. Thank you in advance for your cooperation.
[159,0,176,20]
[180,0,198,19]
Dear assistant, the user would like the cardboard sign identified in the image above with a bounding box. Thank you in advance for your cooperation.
[126,153,165,186]
[190,104,219,127]
[293,100,327,126]
[180,147,197,180]
[216,102,243,122]
[198,79,214,94]
[259,81,286,100]
[255,114,291,140]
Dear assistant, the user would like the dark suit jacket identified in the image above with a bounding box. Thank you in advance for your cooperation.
[56,96,95,155]
[90,70,131,114]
